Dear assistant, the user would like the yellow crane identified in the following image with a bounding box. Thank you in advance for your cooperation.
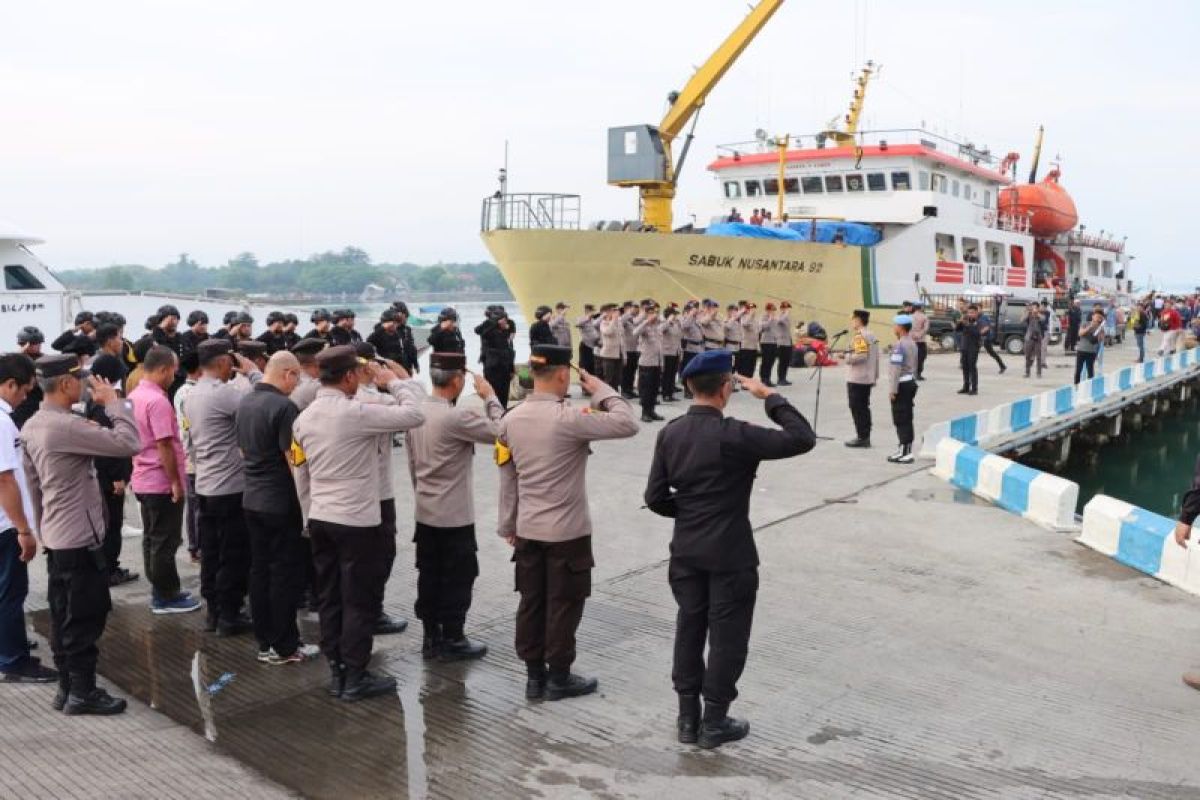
[818,60,879,162]
[606,0,784,232]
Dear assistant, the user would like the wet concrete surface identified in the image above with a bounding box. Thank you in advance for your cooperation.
[14,343,1200,799]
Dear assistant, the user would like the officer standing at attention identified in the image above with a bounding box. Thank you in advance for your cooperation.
[955,303,983,395]
[679,302,704,397]
[659,305,683,402]
[619,302,642,399]
[909,301,929,380]
[595,304,624,391]
[774,301,795,386]
[842,309,879,448]
[22,355,141,714]
[550,302,573,349]
[887,314,919,464]
[496,346,638,700]
[633,304,665,422]
[293,346,424,701]
[643,350,815,749]
[289,337,327,411]
[406,352,503,660]
[575,304,601,380]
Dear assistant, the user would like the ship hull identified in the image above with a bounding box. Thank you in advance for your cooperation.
[482,229,885,335]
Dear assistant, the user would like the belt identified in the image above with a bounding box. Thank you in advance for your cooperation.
[683,338,702,346]
[898,375,915,383]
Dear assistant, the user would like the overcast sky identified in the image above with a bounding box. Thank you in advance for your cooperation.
[4,0,1196,286]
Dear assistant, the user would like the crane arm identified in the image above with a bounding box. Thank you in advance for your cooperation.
[657,0,785,143]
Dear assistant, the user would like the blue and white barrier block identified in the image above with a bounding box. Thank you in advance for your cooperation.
[987,397,1037,440]
[1079,495,1200,595]
[933,439,1079,530]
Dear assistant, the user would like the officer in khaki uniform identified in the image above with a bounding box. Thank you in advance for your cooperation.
[292,346,425,702]
[842,309,880,448]
[288,337,326,411]
[406,352,504,661]
[887,314,919,463]
[596,304,624,391]
[735,303,759,379]
[22,355,141,715]
[497,345,638,700]
[632,304,664,422]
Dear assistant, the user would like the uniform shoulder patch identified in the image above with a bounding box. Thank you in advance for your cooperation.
[290,439,307,466]
[494,438,512,465]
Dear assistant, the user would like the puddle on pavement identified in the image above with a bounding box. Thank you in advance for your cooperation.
[907,486,991,506]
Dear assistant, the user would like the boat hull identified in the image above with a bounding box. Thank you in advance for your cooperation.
[482,229,882,334]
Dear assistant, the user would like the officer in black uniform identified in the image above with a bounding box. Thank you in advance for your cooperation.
[256,311,290,354]
[427,307,465,353]
[12,327,44,429]
[329,310,362,346]
[391,302,421,375]
[181,310,209,355]
[51,311,96,354]
[644,349,816,749]
[528,305,556,346]
[211,311,239,341]
[367,308,405,363]
[281,313,301,351]
[474,305,517,408]
[304,308,334,343]
[955,303,984,395]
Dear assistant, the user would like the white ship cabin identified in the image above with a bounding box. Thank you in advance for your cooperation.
[0,221,75,345]
[705,130,1041,305]
[1041,229,1132,297]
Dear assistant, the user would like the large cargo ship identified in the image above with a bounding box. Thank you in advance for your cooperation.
[480,0,1132,337]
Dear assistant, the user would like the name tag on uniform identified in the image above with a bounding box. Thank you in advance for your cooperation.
[890,352,904,364]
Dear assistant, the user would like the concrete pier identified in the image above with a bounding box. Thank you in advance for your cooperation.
[6,340,1200,799]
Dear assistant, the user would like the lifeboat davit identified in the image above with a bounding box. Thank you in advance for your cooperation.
[997,168,1079,238]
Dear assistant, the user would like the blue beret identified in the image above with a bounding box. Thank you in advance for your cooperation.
[893,314,913,325]
[680,349,733,379]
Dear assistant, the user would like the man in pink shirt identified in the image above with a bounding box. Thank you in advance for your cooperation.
[129,346,200,614]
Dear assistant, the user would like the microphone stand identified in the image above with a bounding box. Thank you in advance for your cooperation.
[809,330,847,440]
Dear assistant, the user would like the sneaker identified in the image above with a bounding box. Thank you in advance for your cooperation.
[257,648,273,663]
[151,594,202,615]
[64,687,127,716]
[0,656,58,684]
[268,643,320,666]
[894,452,915,464]
[373,613,409,636]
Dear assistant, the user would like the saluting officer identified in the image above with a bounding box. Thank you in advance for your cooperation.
[633,303,664,423]
[22,355,141,714]
[842,309,879,448]
[644,350,815,749]
[679,302,704,398]
[496,345,638,700]
[292,346,425,702]
[304,308,334,343]
[406,352,504,660]
[887,314,919,464]
[289,337,327,411]
[596,304,624,391]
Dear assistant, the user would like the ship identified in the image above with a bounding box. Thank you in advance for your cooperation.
[480,0,1132,339]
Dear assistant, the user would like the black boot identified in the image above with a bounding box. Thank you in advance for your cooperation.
[374,612,409,636]
[204,606,219,633]
[53,672,70,712]
[844,437,871,448]
[421,623,442,660]
[677,694,700,744]
[525,661,546,700]
[697,701,749,750]
[545,670,598,701]
[216,611,253,637]
[327,661,346,698]
[439,636,488,663]
[340,668,397,702]
[64,674,127,716]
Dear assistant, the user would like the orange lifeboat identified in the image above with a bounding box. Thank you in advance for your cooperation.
[997,168,1078,237]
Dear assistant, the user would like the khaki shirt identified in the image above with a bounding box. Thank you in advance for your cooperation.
[846,328,880,385]
[758,315,779,346]
[406,394,504,527]
[291,373,320,411]
[550,314,572,348]
[188,371,261,497]
[775,311,794,346]
[680,316,704,353]
[597,317,624,360]
[356,383,400,501]
[700,316,725,350]
[724,316,743,351]
[911,310,929,343]
[741,315,761,351]
[293,380,425,527]
[660,317,682,358]
[22,401,140,550]
[633,316,664,367]
[497,383,638,542]
[888,335,918,394]
[621,312,641,353]
[576,315,601,349]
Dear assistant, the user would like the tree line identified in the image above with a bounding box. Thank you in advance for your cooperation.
[56,247,510,297]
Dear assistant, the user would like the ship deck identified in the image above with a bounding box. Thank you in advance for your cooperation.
[6,341,1200,799]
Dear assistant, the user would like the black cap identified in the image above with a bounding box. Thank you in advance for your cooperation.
[157,304,181,320]
[187,310,209,326]
[438,307,458,322]
[391,301,409,316]
[315,345,359,374]
[291,337,327,357]
[74,311,94,326]
[380,308,399,323]
[284,312,298,325]
[233,311,253,326]
[535,305,552,319]
[144,314,161,331]
[222,310,238,325]
[332,309,355,322]
[266,311,285,326]
[197,338,233,364]
[237,340,268,358]
[16,326,43,346]
[35,354,84,379]
[310,308,331,324]
[528,345,571,367]
[429,352,466,371]
[353,341,377,360]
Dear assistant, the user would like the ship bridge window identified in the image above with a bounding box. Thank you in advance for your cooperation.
[918,171,930,191]
[891,171,912,191]
[762,178,800,195]
[723,181,742,199]
[983,190,991,209]
[4,265,45,291]
[824,175,844,193]
[845,174,865,192]
[951,180,960,198]
[1102,260,1113,277]
[745,180,763,197]
[963,237,981,263]
[935,233,958,261]
[931,173,947,193]
[867,172,887,191]
[801,176,823,193]
[986,241,1005,267]
[1087,257,1099,277]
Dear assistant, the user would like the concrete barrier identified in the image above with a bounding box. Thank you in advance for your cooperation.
[1079,495,1200,595]
[920,409,991,459]
[987,397,1037,440]
[933,440,1079,530]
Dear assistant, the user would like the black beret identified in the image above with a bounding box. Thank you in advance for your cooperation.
[391,301,409,316]
[266,311,285,325]
[197,338,233,364]
[291,337,327,357]
[332,309,354,322]
[429,352,466,371]
[284,313,298,325]
[310,308,331,323]
[233,311,253,326]
[35,354,84,379]
[222,310,238,325]
[315,345,359,374]
[528,345,571,367]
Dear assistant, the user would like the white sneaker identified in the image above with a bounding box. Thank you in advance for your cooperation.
[257,648,273,663]
[895,451,915,464]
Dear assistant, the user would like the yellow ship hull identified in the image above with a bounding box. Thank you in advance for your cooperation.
[482,229,894,335]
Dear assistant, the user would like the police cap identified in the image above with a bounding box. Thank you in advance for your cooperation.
[266,311,285,326]
[315,345,359,374]
[233,311,253,326]
[429,352,466,371]
[332,308,354,323]
[291,337,327,357]
[237,340,268,358]
[197,338,233,364]
[35,354,84,380]
[222,310,238,325]
[528,345,571,367]
[680,349,733,379]
[310,308,331,324]
[187,310,209,326]
[354,341,377,360]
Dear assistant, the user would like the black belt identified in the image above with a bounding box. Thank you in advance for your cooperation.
[683,338,702,346]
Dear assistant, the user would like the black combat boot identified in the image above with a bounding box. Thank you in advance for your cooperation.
[374,612,409,636]
[421,623,442,659]
[438,636,488,663]
[204,606,219,633]
[545,669,598,701]
[53,672,70,712]
[697,701,750,750]
[525,661,547,700]
[677,694,700,744]
[327,660,346,698]
[64,673,127,716]
[216,611,253,638]
[340,668,397,702]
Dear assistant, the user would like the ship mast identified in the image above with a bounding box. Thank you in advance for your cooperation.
[819,60,879,160]
[1028,125,1044,183]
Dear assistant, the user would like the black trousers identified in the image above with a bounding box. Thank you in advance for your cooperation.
[185,474,200,555]
[735,349,757,378]
[638,366,661,416]
[245,506,305,656]
[1065,325,1080,352]
[578,343,595,377]
[1074,351,1097,384]
[960,347,980,392]
[47,547,111,688]
[916,342,928,378]
[983,339,1006,370]
[309,518,391,670]
[758,343,778,382]
[891,380,918,445]
[484,364,513,409]
[0,529,29,672]
[514,536,593,672]
[669,560,758,706]
[377,498,399,619]
[197,492,251,624]
[847,382,873,440]
[621,351,640,395]
[777,345,794,383]
[100,480,124,575]
[137,493,183,600]
[597,357,622,391]
[413,522,478,637]
[661,354,680,399]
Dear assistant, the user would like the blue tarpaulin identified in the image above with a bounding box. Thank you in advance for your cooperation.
[704,222,804,240]
[703,220,881,246]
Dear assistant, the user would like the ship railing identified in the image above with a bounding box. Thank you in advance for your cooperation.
[716,128,1003,169]
[481,193,581,232]
[983,212,1031,234]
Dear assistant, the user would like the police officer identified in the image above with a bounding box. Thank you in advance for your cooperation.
[474,305,517,408]
[775,301,795,386]
[12,327,44,429]
[212,311,238,341]
[368,308,406,363]
[633,303,665,422]
[391,302,422,375]
[575,304,600,379]
[909,301,929,380]
[644,350,815,748]
[595,304,624,391]
[181,310,209,355]
[955,303,983,395]
[152,305,187,363]
[187,339,261,634]
[305,308,334,343]
[843,309,879,448]
[256,311,290,354]
[679,302,704,398]
[427,307,466,353]
[736,301,760,380]
[22,355,141,713]
[660,305,682,402]
[619,302,642,399]
[699,299,725,352]
[292,346,425,702]
[529,305,556,346]
[496,345,639,700]
[550,302,572,349]
[330,310,362,346]
[758,303,780,385]
[289,337,326,411]
[887,313,919,464]
[406,352,503,660]
[237,339,270,373]
[51,311,96,354]
[282,313,301,351]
